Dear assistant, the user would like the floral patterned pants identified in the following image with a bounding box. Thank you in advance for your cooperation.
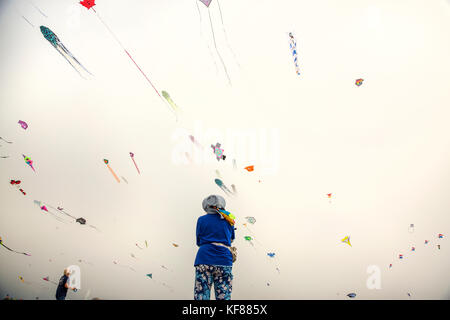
[194,264,233,300]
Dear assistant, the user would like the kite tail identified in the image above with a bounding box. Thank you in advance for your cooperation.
[208,9,231,85]
[57,42,93,77]
[196,0,219,74]
[54,44,87,79]
[216,0,240,68]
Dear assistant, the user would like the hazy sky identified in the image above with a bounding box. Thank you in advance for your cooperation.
[0,0,449,300]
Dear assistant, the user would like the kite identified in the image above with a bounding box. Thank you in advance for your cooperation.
[341,236,351,247]
[172,243,179,247]
[18,120,28,130]
[196,0,232,85]
[129,152,140,174]
[347,293,356,298]
[267,253,275,258]
[215,178,233,196]
[245,216,256,225]
[146,274,152,279]
[161,91,181,117]
[79,1,165,107]
[213,207,235,226]
[438,245,440,250]
[19,276,24,283]
[408,224,415,233]
[76,218,86,225]
[399,254,403,259]
[389,264,392,268]
[355,79,364,87]
[411,247,415,252]
[244,165,254,172]
[113,260,135,272]
[438,234,443,239]
[0,236,31,256]
[10,180,26,195]
[424,240,429,244]
[145,240,148,248]
[103,159,120,183]
[23,154,35,172]
[327,193,332,199]
[42,277,58,285]
[0,137,12,143]
[40,26,92,78]
[288,32,300,76]
[211,143,226,161]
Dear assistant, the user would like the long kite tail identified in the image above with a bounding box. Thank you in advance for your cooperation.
[207,9,232,85]
[54,44,86,79]
[57,41,93,76]
[92,8,163,101]
[195,0,219,74]
[216,0,240,68]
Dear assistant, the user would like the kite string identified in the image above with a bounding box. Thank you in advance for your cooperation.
[196,0,219,74]
[92,8,163,100]
[207,9,231,85]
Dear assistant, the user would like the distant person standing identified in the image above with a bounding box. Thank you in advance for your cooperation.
[194,195,235,300]
[55,269,76,300]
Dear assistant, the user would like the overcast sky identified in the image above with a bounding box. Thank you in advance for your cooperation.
[0,0,449,300]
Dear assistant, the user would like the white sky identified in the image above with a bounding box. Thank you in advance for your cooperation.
[0,0,449,300]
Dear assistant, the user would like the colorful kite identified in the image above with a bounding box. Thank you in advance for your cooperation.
[80,0,165,106]
[129,152,140,174]
[18,120,28,130]
[172,243,179,247]
[0,236,31,256]
[10,180,26,195]
[399,254,403,259]
[214,207,235,226]
[341,236,351,247]
[288,32,300,76]
[23,154,35,172]
[355,79,364,87]
[438,234,444,239]
[389,264,392,268]
[40,26,92,78]
[437,245,440,250]
[267,253,275,258]
[347,293,356,298]
[19,276,25,283]
[196,0,232,85]
[42,277,58,285]
[425,240,429,244]
[411,247,415,252]
[244,165,254,172]
[211,143,226,161]
[146,274,152,279]
[215,178,233,196]
[103,159,120,183]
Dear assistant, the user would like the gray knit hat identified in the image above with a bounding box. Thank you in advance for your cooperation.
[202,194,226,212]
